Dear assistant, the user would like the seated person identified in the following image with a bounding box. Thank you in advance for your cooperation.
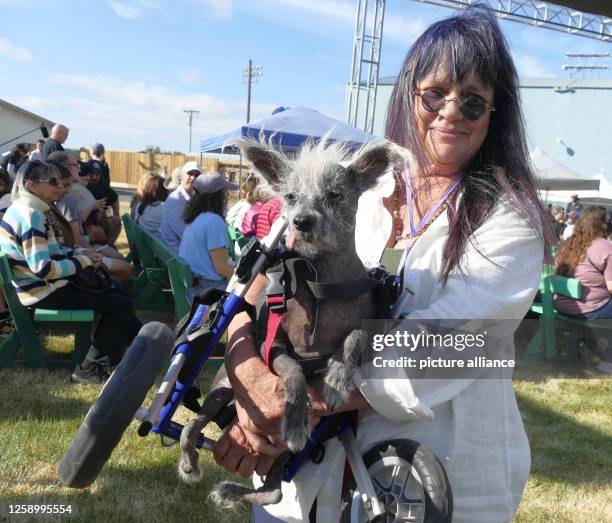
[0,144,27,181]
[555,207,612,375]
[255,194,282,240]
[48,160,133,282]
[1,161,141,384]
[241,184,274,237]
[133,173,168,238]
[160,161,199,254]
[89,143,120,217]
[84,160,121,245]
[226,174,258,230]
[178,171,238,302]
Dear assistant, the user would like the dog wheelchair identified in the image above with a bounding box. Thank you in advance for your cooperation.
[58,217,452,523]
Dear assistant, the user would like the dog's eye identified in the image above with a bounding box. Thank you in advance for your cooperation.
[327,191,341,200]
[285,193,296,204]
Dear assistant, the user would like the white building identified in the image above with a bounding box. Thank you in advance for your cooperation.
[0,98,54,155]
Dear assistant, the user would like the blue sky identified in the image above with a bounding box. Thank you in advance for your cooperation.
[1,0,610,153]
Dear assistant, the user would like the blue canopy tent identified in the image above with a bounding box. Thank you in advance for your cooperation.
[200,106,377,154]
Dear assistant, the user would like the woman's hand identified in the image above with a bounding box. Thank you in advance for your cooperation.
[213,419,283,478]
[226,312,287,439]
[82,249,103,268]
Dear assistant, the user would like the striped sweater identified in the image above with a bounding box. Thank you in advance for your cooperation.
[0,192,93,306]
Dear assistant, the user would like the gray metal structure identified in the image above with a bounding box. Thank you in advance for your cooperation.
[347,0,386,134]
[347,0,612,132]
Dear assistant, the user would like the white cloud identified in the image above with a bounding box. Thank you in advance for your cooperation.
[514,52,556,78]
[195,0,233,19]
[271,0,352,21]
[179,69,202,84]
[109,1,142,20]
[269,0,426,45]
[26,73,276,152]
[384,16,428,46]
[0,37,31,62]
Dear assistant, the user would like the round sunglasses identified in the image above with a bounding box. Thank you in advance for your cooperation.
[37,177,61,186]
[415,89,495,121]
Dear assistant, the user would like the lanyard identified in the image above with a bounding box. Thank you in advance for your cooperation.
[406,174,463,239]
[396,173,463,296]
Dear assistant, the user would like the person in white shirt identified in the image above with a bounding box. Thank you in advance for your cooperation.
[215,7,554,523]
[562,211,576,241]
[28,139,45,162]
[225,174,258,230]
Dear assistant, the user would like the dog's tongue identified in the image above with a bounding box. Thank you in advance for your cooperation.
[285,229,297,250]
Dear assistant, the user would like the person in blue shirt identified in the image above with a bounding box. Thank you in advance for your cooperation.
[179,171,238,302]
[160,161,200,254]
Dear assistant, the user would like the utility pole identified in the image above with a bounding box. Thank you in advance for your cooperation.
[243,59,263,124]
[183,109,199,152]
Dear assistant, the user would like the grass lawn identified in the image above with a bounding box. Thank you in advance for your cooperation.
[0,358,609,522]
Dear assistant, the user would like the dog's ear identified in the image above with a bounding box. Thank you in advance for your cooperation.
[237,139,289,188]
[347,143,398,193]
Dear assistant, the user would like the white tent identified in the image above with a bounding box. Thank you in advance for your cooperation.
[530,147,600,192]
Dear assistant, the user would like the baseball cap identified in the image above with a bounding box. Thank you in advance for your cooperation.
[91,143,105,156]
[181,161,202,176]
[192,172,239,194]
[164,167,182,190]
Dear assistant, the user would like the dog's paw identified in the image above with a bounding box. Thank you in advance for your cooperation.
[177,453,202,484]
[323,359,355,410]
[208,482,241,507]
[282,402,311,452]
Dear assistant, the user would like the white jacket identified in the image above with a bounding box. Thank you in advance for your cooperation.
[256,169,544,523]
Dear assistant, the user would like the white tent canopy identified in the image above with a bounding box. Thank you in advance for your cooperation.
[530,147,600,191]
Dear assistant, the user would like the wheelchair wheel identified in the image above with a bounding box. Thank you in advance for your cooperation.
[58,322,174,488]
[341,439,452,523]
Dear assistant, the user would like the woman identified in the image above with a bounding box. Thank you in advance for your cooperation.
[178,171,238,302]
[0,161,142,384]
[555,207,612,374]
[214,7,553,523]
[133,173,168,238]
[226,174,258,231]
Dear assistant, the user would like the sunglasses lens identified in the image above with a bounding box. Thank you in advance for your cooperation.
[421,90,445,112]
[461,97,487,121]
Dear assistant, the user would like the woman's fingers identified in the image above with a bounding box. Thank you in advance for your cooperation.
[236,454,258,478]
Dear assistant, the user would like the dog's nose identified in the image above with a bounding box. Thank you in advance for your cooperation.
[293,215,315,232]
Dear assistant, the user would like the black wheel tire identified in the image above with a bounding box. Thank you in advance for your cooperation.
[341,438,452,523]
[58,322,174,488]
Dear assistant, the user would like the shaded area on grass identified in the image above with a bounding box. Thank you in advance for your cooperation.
[0,369,91,423]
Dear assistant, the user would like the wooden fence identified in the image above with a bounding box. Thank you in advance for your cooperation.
[76,149,248,188]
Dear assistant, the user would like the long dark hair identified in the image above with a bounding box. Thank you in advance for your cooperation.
[137,174,168,216]
[183,189,226,224]
[385,6,553,282]
[557,207,611,275]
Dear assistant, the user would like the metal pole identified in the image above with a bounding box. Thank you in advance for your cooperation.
[246,59,252,124]
[183,109,199,153]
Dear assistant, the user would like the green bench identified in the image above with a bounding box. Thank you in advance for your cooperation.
[0,253,94,369]
[524,264,611,360]
[140,227,193,320]
[122,213,176,315]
